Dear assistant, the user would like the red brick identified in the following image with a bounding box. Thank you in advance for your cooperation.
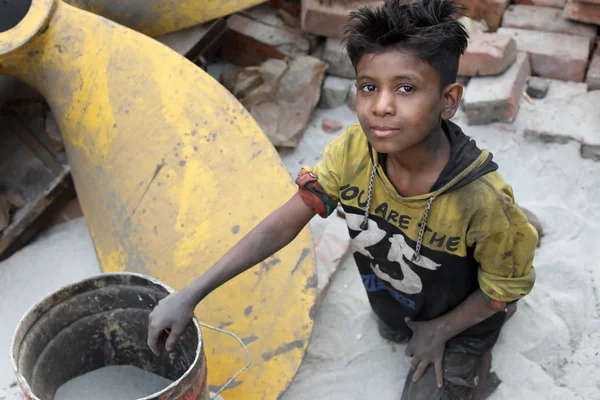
[301,0,381,39]
[457,0,511,32]
[323,38,355,78]
[221,13,310,66]
[563,0,600,25]
[463,52,531,125]
[502,5,596,40]
[587,46,600,90]
[322,118,343,133]
[455,0,480,18]
[515,0,566,8]
[459,33,517,76]
[481,0,511,32]
[497,28,590,82]
[269,0,301,16]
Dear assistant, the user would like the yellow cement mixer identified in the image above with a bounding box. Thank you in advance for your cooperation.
[0,0,317,398]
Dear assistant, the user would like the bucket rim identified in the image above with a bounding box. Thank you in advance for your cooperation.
[9,271,204,400]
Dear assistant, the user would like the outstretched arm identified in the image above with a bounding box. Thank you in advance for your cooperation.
[147,192,316,355]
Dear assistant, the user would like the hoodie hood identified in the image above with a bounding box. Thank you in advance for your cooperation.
[361,120,498,260]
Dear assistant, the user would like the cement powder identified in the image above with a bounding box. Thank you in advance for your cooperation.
[54,365,173,400]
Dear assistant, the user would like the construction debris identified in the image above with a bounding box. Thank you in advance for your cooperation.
[463,52,530,125]
[319,76,353,109]
[229,56,327,147]
[497,27,590,82]
[301,0,381,38]
[457,0,511,32]
[563,0,600,25]
[321,118,343,133]
[458,33,517,77]
[0,112,73,261]
[502,4,597,38]
[526,77,550,99]
[221,11,312,66]
[322,38,355,79]
[515,0,566,7]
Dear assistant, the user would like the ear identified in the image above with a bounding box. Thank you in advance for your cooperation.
[440,83,463,120]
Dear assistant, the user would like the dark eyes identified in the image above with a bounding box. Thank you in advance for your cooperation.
[359,84,414,94]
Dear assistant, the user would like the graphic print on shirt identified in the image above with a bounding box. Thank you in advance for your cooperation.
[346,212,441,295]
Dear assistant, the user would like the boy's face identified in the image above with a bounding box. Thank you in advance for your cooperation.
[354,48,461,154]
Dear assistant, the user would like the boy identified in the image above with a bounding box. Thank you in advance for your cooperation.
[147,0,538,398]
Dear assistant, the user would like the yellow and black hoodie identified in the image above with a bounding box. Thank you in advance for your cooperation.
[297,120,538,351]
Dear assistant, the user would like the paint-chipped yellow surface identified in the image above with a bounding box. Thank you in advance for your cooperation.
[66,0,268,37]
[0,1,317,399]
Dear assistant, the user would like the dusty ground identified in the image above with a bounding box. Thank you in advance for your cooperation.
[1,86,599,400]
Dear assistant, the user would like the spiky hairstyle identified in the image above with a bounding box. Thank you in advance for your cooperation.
[344,0,469,90]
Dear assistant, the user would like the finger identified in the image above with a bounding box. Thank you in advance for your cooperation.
[405,345,413,357]
[434,360,444,388]
[411,357,420,370]
[165,325,185,352]
[147,322,164,356]
[412,361,429,383]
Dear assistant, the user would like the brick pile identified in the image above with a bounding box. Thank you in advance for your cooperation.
[462,0,600,125]
[215,0,599,134]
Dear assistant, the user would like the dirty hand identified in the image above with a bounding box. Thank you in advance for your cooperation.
[404,317,447,388]
[147,289,196,356]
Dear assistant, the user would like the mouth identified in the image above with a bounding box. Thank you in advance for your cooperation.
[370,126,401,138]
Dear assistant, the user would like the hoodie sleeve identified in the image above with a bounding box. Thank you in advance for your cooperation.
[295,128,349,217]
[467,175,538,303]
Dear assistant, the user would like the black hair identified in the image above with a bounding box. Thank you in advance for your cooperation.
[344,0,469,91]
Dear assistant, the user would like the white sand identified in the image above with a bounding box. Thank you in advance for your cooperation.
[54,365,172,400]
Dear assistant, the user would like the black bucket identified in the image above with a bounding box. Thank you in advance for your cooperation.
[10,272,210,400]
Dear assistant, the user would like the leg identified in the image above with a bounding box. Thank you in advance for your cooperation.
[400,350,495,400]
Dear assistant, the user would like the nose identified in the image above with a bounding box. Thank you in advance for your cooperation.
[371,89,396,117]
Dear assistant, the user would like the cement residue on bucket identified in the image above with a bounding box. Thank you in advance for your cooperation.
[54,365,173,400]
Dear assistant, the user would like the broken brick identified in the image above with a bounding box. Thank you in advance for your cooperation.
[221,13,311,66]
[480,0,511,32]
[322,118,343,133]
[586,46,600,91]
[462,52,530,125]
[515,0,566,8]
[563,0,600,25]
[526,77,550,98]
[319,76,353,109]
[516,0,566,6]
[458,16,489,37]
[458,33,517,77]
[502,5,596,39]
[455,0,480,18]
[497,28,590,82]
[231,56,327,147]
[322,38,355,79]
[301,0,381,38]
